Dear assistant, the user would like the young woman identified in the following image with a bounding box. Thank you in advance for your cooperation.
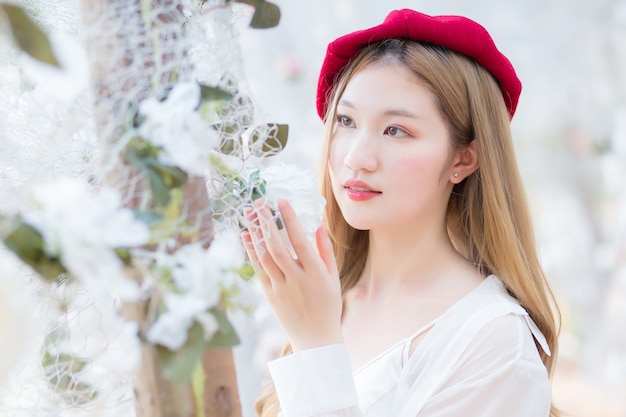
[241,9,561,417]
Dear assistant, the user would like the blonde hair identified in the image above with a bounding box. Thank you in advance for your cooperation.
[256,39,561,417]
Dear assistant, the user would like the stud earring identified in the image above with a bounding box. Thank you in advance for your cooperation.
[453,172,460,179]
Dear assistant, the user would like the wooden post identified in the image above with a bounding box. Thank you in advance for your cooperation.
[79,1,242,416]
[201,349,241,417]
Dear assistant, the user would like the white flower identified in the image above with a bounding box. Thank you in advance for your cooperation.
[0,255,39,388]
[138,82,219,175]
[172,230,245,299]
[62,245,140,301]
[170,244,222,307]
[22,178,150,300]
[146,292,219,350]
[195,311,220,340]
[146,292,204,350]
[204,230,256,312]
[260,163,326,240]
[20,32,90,102]
[147,229,249,349]
[208,228,247,274]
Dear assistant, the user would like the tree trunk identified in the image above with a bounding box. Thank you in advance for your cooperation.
[79,1,242,416]
[125,295,242,417]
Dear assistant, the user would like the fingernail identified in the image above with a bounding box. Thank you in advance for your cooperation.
[244,207,257,221]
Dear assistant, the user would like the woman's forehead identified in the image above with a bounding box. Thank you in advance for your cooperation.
[338,64,435,114]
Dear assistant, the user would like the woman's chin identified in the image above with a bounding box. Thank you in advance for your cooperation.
[343,217,373,231]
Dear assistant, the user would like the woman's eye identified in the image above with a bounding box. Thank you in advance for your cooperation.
[384,125,409,138]
[336,115,354,128]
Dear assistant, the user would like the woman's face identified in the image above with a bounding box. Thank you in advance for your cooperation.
[328,62,455,233]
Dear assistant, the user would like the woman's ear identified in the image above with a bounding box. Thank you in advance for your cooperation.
[450,140,479,183]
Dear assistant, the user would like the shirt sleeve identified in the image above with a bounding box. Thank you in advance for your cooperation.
[267,343,363,417]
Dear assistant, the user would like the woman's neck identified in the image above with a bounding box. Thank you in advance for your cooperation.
[358,224,475,298]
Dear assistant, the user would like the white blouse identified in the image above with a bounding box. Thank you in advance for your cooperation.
[267,275,552,417]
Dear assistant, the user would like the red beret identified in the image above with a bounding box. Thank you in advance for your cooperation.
[316,9,521,120]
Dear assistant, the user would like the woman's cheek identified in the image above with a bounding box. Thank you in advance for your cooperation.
[328,136,348,171]
[392,151,445,190]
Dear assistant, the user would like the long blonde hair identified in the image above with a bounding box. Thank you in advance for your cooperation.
[256,39,561,417]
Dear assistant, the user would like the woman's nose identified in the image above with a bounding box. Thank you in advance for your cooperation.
[343,131,378,172]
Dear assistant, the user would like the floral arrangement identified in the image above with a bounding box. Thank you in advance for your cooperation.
[0,1,325,415]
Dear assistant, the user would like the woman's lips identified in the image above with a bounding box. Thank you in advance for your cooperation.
[344,180,381,201]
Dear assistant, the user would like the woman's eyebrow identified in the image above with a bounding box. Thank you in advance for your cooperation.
[383,109,419,119]
[337,99,355,109]
[338,100,419,119]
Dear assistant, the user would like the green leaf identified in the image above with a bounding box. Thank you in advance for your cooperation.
[209,197,229,222]
[157,321,206,384]
[232,94,255,128]
[144,163,173,207]
[199,84,233,103]
[233,0,281,28]
[132,209,163,226]
[252,182,265,200]
[124,153,188,208]
[214,79,255,130]
[249,123,289,156]
[249,1,281,28]
[151,162,188,189]
[1,5,60,67]
[217,136,240,155]
[242,170,266,201]
[114,247,132,265]
[248,169,266,200]
[42,352,89,374]
[1,219,44,265]
[236,263,256,281]
[42,351,98,404]
[2,219,67,282]
[248,170,260,184]
[206,307,240,348]
[125,137,160,159]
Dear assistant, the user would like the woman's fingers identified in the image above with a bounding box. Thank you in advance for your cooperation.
[240,229,271,288]
[242,198,334,293]
[276,199,318,268]
[240,200,343,352]
[242,205,285,287]
[252,199,303,273]
[315,225,339,278]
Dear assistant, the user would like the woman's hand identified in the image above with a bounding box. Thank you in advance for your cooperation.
[241,198,343,352]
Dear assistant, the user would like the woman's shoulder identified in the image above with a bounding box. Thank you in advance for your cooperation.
[465,309,547,366]
[463,274,521,305]
[408,275,550,368]
[395,276,551,416]
[447,275,549,351]
[452,275,538,322]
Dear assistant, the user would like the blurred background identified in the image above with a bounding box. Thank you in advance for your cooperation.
[233,1,626,416]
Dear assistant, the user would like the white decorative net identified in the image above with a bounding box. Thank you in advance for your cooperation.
[0,1,295,416]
